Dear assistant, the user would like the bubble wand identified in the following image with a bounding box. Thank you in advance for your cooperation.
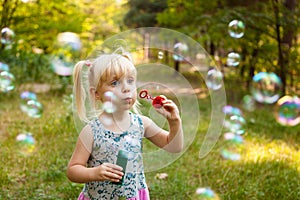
[139,89,165,108]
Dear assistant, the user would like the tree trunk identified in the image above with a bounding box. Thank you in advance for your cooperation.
[273,0,297,95]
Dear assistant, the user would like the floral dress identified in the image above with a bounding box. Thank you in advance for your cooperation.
[78,112,150,200]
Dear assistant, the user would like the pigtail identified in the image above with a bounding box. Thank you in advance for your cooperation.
[73,61,88,122]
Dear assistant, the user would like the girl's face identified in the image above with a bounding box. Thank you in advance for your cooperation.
[98,73,137,111]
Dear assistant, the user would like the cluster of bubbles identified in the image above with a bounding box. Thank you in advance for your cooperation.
[0,27,16,92]
[13,91,43,155]
[0,28,45,155]
[220,105,246,161]
[3,31,81,154]
[207,19,300,128]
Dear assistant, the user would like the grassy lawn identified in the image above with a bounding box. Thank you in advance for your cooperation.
[0,83,299,199]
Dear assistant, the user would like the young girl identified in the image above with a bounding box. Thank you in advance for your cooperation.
[67,50,183,200]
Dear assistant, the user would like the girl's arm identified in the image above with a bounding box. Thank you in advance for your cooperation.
[142,97,184,153]
[67,125,124,183]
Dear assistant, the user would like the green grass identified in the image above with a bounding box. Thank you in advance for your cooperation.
[0,85,300,199]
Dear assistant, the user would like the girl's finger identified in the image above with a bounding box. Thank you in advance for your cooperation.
[104,163,123,171]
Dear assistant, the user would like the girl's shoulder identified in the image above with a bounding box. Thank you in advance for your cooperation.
[79,123,94,153]
[135,114,153,128]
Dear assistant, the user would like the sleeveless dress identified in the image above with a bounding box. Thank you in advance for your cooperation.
[78,112,150,200]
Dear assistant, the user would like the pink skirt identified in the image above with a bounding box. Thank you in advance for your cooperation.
[78,188,150,200]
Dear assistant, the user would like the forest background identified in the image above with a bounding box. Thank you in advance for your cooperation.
[0,0,300,199]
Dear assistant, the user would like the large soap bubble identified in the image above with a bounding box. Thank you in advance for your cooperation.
[251,72,282,104]
[275,95,300,126]
[74,27,226,173]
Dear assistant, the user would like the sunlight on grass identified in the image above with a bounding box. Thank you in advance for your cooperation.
[244,138,300,172]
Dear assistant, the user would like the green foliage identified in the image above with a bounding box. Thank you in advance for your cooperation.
[157,0,300,94]
[124,0,167,28]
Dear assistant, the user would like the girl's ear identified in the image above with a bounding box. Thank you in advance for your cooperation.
[95,91,101,100]
[90,87,100,100]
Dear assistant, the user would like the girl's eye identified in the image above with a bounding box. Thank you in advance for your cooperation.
[127,78,135,84]
[111,80,120,86]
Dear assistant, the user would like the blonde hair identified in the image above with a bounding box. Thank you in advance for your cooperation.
[73,51,140,122]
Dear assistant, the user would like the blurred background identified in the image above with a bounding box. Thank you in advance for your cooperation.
[0,0,299,199]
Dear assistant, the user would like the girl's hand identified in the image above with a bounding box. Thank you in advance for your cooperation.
[154,95,180,121]
[93,163,124,182]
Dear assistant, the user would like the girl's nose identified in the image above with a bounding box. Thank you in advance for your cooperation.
[122,82,130,93]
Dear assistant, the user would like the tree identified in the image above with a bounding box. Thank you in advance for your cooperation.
[123,0,167,28]
[157,0,300,94]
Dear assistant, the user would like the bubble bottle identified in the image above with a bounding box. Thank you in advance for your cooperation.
[113,138,129,185]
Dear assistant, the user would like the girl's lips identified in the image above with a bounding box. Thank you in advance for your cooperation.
[123,97,133,103]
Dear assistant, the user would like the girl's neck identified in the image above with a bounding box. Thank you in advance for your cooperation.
[99,110,131,133]
[111,109,130,121]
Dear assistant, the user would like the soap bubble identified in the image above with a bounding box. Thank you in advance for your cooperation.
[50,57,73,76]
[223,105,246,135]
[222,105,242,116]
[224,132,243,144]
[102,91,117,113]
[0,62,9,72]
[206,68,223,90]
[275,95,300,126]
[26,100,43,118]
[226,52,241,67]
[195,187,220,199]
[158,51,164,60]
[20,91,38,113]
[221,148,241,161]
[172,42,188,62]
[57,32,81,52]
[0,71,15,92]
[16,132,35,155]
[242,95,256,111]
[1,27,15,45]
[251,72,282,104]
[75,27,227,173]
[102,101,117,113]
[224,115,246,135]
[228,20,245,39]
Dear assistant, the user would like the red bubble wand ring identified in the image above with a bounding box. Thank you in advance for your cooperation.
[139,90,165,108]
